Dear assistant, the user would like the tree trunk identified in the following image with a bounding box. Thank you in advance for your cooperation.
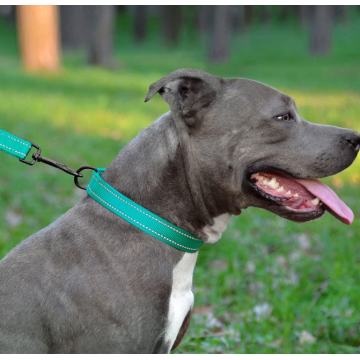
[334,6,348,23]
[298,5,309,27]
[0,5,12,16]
[162,6,182,47]
[60,5,87,50]
[310,5,334,56]
[244,5,254,31]
[17,5,61,72]
[279,5,292,22]
[197,5,212,35]
[134,5,147,43]
[208,6,232,63]
[231,5,246,33]
[262,5,272,27]
[87,5,116,67]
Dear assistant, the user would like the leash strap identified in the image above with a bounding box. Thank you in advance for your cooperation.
[87,169,203,253]
[0,128,203,253]
[0,129,32,160]
[0,128,85,178]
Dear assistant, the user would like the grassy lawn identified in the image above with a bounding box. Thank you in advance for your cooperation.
[1,15,360,353]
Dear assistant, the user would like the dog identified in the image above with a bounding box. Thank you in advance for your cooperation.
[0,68,359,353]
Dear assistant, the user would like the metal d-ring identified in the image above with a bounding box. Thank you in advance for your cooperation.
[74,166,98,190]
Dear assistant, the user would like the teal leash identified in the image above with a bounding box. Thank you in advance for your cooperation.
[0,129,32,160]
[0,128,203,253]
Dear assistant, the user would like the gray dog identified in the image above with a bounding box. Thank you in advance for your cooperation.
[0,69,359,353]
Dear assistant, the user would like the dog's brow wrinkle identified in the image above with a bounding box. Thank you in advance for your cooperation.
[281,95,292,104]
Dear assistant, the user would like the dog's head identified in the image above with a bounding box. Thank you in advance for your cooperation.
[146,69,360,225]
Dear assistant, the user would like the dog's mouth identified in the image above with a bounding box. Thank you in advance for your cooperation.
[249,170,353,225]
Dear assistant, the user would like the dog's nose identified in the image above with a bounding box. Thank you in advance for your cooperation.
[345,132,360,152]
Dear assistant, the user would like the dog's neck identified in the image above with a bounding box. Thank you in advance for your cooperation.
[101,112,229,242]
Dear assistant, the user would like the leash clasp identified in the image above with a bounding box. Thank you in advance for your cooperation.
[19,142,41,166]
[19,141,83,178]
[18,141,98,191]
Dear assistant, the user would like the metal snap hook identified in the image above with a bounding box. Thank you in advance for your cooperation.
[74,166,98,190]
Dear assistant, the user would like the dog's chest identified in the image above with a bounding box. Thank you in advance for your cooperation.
[164,252,198,351]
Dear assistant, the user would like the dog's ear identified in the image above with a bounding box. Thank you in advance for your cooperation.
[145,68,220,126]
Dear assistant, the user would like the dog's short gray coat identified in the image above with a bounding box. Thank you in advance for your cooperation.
[0,69,359,353]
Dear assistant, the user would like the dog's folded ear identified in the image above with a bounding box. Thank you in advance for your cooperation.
[145,68,220,125]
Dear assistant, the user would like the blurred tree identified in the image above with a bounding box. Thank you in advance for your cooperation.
[278,5,298,22]
[310,5,334,56]
[208,6,232,63]
[262,5,271,27]
[244,5,254,30]
[232,6,246,33]
[116,5,127,13]
[134,5,147,43]
[60,5,87,50]
[334,5,349,23]
[0,5,12,17]
[0,4,16,22]
[298,5,311,27]
[197,5,212,35]
[17,5,61,72]
[87,5,116,67]
[162,5,182,47]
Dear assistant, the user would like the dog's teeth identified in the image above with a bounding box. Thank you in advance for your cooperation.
[294,193,299,197]
[277,186,284,192]
[286,191,292,196]
[310,197,320,206]
[259,176,264,182]
[268,178,279,189]
[263,179,269,185]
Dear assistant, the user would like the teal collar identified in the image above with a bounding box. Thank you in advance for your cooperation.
[87,169,203,253]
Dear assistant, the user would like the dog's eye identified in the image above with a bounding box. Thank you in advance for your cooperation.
[275,113,291,121]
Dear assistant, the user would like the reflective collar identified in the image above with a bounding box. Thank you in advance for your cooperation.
[87,169,203,253]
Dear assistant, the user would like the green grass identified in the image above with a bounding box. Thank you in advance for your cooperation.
[1,14,360,353]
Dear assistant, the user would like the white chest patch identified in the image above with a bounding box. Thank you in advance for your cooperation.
[203,213,231,244]
[164,252,198,351]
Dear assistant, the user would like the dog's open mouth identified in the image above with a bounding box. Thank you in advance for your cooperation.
[249,171,353,225]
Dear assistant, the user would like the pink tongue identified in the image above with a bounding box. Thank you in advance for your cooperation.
[295,179,354,225]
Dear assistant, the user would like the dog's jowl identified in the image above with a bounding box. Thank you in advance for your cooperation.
[1,69,359,353]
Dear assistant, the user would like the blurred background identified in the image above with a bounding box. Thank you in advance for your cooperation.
[0,5,360,354]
